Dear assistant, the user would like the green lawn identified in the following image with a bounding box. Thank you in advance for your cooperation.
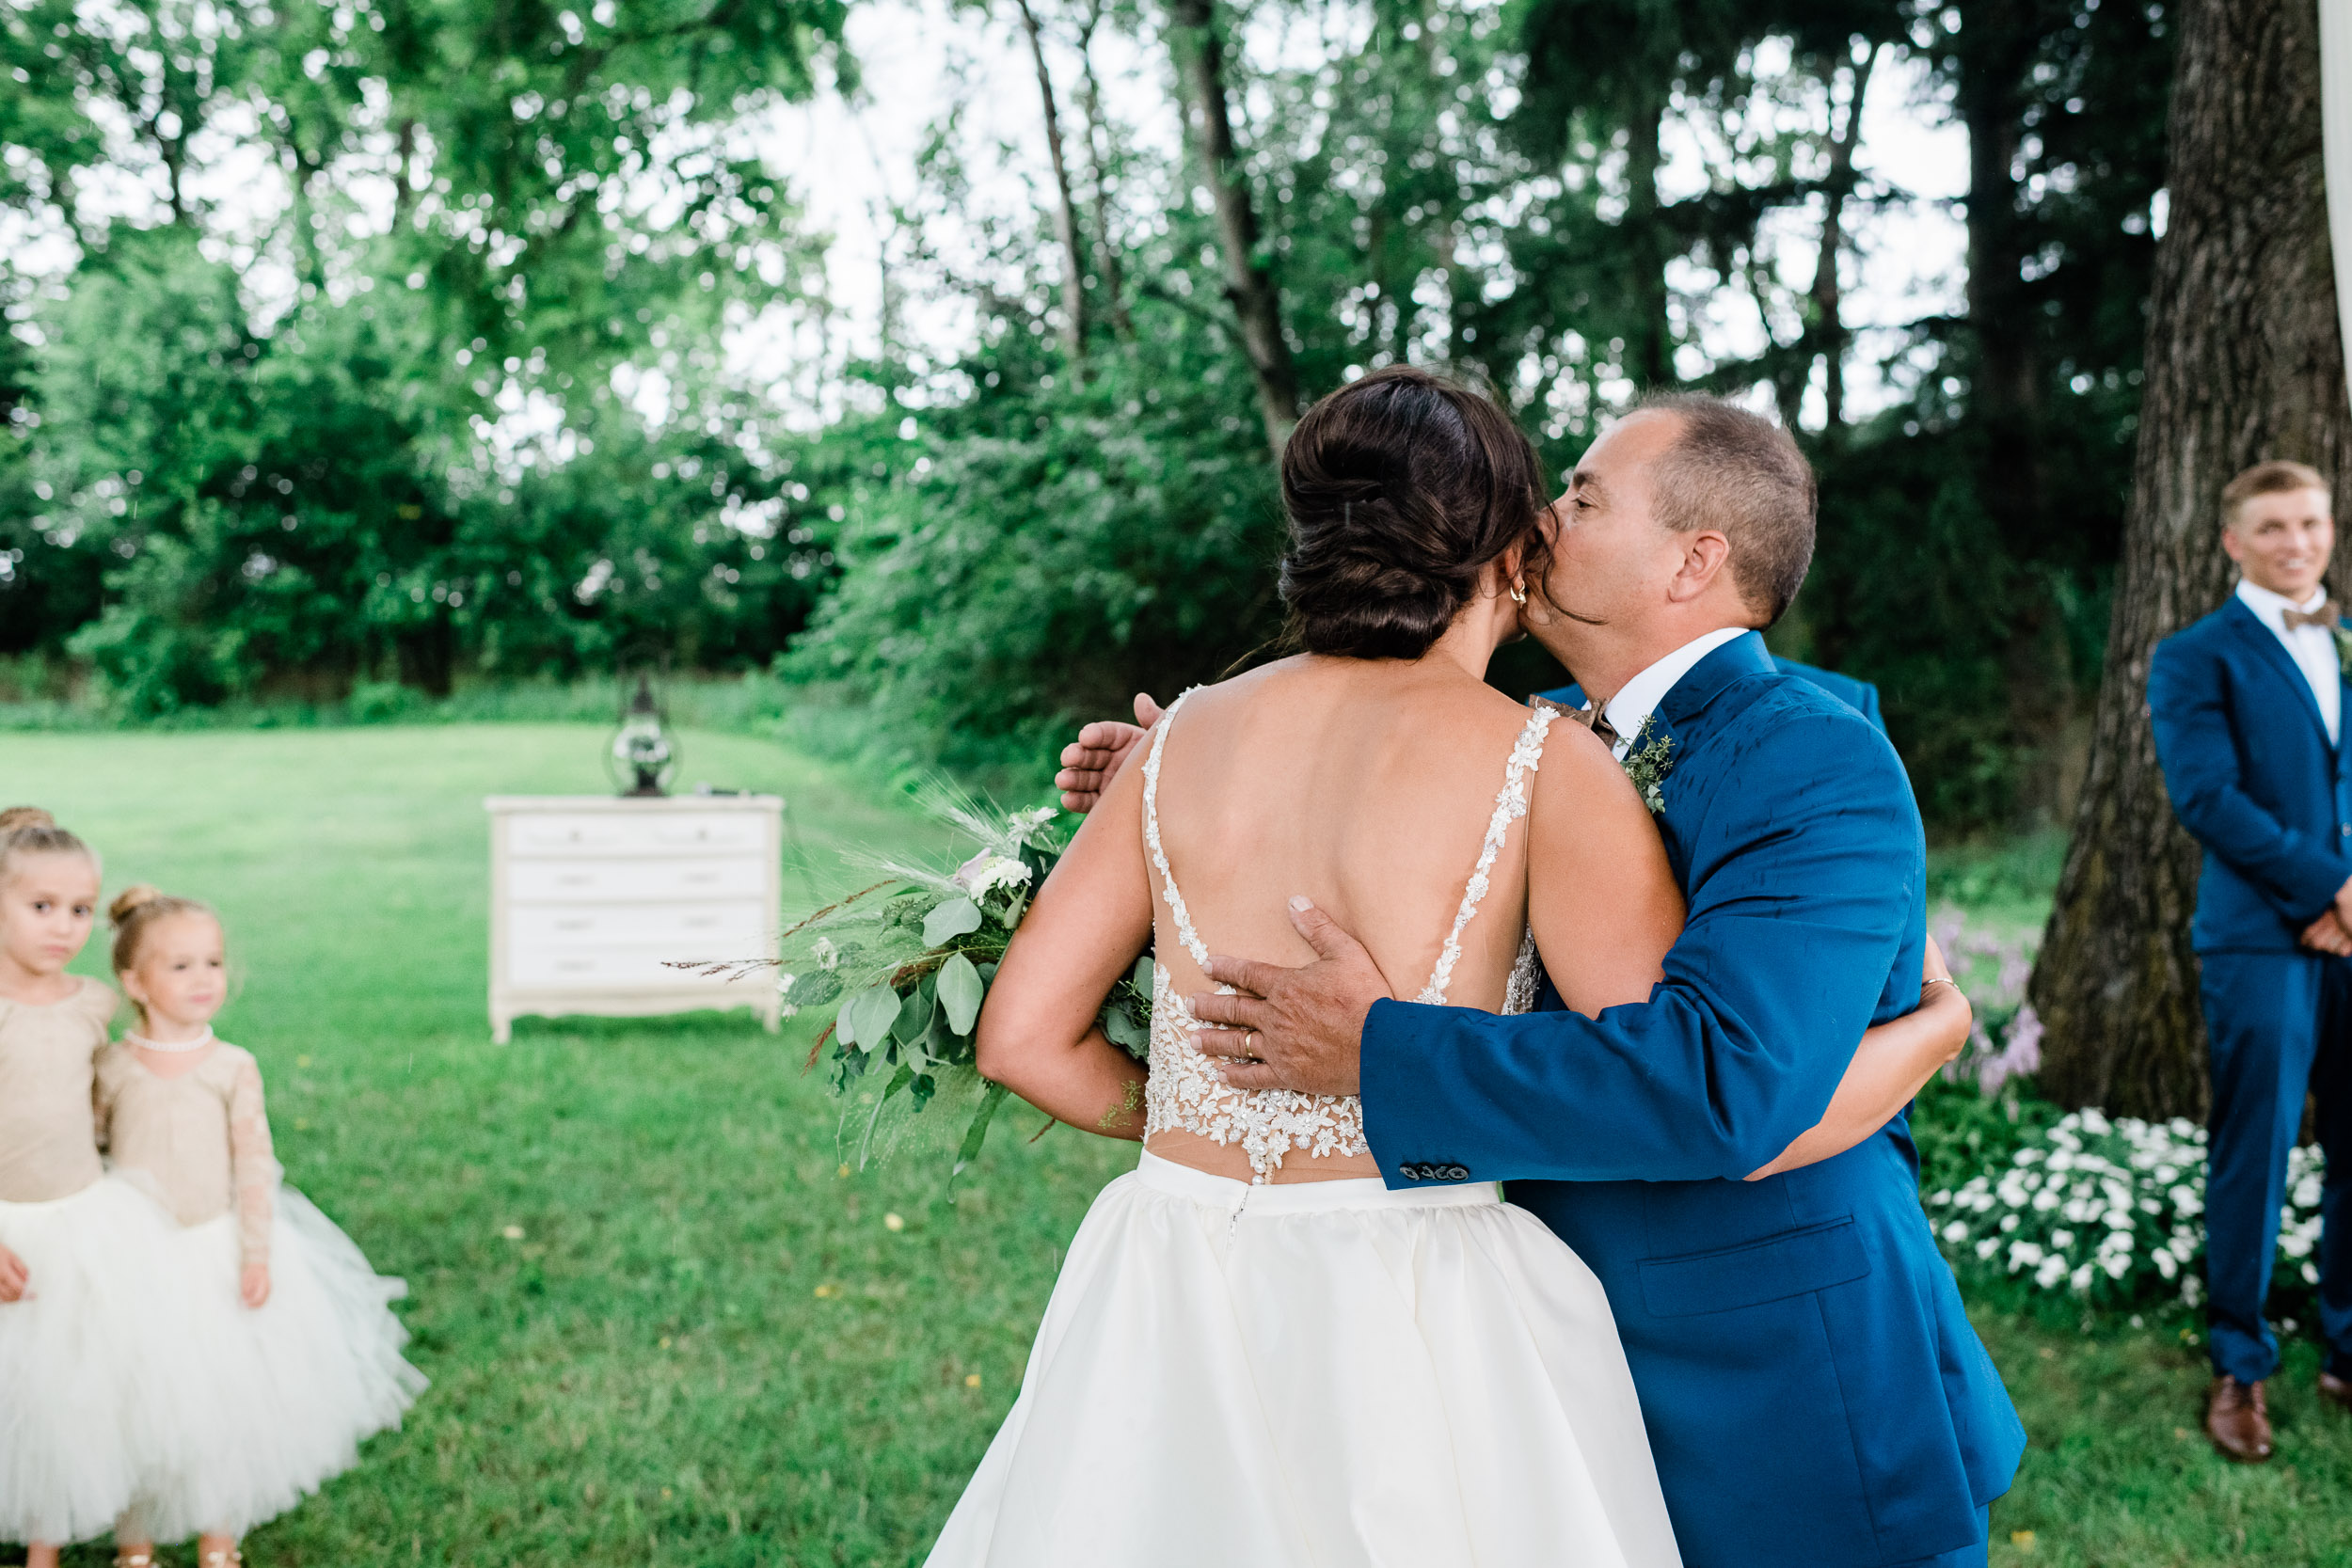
[2,726,2346,1566]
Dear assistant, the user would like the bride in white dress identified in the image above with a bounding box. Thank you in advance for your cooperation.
[926,368,1949,1565]
[924,366,1686,1567]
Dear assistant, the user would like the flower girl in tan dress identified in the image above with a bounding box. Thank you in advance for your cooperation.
[98,886,424,1568]
[0,811,190,1568]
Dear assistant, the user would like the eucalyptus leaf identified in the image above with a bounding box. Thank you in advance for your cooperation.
[1132,955,1155,992]
[1102,1001,1149,1053]
[857,1063,917,1167]
[842,986,903,1053]
[937,951,985,1035]
[953,1080,1012,1180]
[923,896,984,947]
[894,984,935,1045]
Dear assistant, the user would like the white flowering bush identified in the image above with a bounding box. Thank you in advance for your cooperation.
[1928,1106,2328,1313]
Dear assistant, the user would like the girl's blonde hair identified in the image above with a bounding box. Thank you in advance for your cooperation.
[0,805,98,887]
[109,884,216,976]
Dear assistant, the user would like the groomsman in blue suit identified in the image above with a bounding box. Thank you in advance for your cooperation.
[1163,394,2023,1567]
[2148,459,2352,1461]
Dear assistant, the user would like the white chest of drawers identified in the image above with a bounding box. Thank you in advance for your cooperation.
[485,794,785,1042]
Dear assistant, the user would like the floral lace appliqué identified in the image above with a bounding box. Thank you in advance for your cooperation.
[1140,694,1554,1182]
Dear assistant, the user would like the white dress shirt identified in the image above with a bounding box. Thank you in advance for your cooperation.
[1592,626,1751,760]
[2236,579,2343,745]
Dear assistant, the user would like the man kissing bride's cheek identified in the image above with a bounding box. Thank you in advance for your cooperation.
[949,372,2018,1568]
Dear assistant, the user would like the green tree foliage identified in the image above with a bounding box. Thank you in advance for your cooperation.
[2,0,848,705]
[5,0,2177,829]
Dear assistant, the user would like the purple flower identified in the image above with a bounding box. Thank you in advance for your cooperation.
[2002,1005,2042,1077]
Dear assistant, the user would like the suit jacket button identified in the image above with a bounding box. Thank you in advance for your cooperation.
[1446,1164,1470,1180]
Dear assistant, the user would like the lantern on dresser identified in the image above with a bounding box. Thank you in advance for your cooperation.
[608,673,678,797]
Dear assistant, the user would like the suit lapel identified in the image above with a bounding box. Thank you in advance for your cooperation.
[1658,630,1777,731]
[2221,596,2330,750]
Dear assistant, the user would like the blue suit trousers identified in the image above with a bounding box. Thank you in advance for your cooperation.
[2200,950,2352,1382]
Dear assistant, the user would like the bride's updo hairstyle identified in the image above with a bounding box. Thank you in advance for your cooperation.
[1279,366,1549,660]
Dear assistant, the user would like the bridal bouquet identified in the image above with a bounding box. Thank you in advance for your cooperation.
[747,788,1152,1175]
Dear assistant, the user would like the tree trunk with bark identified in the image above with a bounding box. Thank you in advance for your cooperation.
[1015,0,1089,371]
[1624,85,1671,388]
[1074,3,1134,341]
[1808,47,1876,435]
[2029,0,2350,1117]
[1167,0,1299,458]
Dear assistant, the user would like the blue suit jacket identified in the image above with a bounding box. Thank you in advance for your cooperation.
[2150,595,2352,953]
[1361,633,2023,1568]
[1772,656,1884,731]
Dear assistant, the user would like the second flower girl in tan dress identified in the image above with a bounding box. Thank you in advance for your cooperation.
[96,886,424,1568]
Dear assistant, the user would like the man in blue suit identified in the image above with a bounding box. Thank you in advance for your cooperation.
[1168,394,2023,1567]
[1776,656,1883,731]
[2148,459,2352,1462]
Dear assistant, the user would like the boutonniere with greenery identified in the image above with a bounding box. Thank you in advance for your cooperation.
[2331,624,2352,681]
[1621,716,1676,814]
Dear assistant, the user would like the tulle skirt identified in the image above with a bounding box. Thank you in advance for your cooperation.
[0,1177,193,1545]
[927,1151,1682,1568]
[123,1186,426,1541]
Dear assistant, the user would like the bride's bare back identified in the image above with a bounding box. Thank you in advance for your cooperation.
[1151,658,1546,1011]
[978,648,1685,1187]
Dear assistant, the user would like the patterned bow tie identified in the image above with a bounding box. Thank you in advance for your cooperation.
[2283,599,2343,632]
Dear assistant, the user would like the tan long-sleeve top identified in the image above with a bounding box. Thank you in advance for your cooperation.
[94,1041,278,1264]
[0,976,119,1203]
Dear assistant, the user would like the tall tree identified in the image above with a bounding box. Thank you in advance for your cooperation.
[1014,0,1088,369]
[1804,44,1877,435]
[1167,0,1299,456]
[2029,0,2351,1117]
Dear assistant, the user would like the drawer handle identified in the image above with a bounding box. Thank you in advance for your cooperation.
[559,874,592,886]
[683,916,719,928]
[555,919,591,931]
[558,959,594,973]
[683,871,719,884]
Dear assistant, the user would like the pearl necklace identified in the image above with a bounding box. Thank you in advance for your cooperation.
[125,1025,215,1054]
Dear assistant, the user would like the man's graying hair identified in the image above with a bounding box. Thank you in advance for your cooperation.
[1635,391,1817,626]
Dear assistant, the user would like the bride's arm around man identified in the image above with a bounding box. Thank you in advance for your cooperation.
[1066,397,2026,1568]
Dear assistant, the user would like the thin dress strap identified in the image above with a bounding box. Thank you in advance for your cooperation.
[1417,706,1558,1005]
[1139,689,1224,985]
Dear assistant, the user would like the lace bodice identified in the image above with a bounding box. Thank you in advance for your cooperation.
[95,1041,279,1263]
[1141,693,1556,1182]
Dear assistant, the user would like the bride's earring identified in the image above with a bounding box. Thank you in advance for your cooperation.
[1509,578,1528,607]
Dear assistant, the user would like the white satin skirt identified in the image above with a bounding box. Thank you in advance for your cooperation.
[0,1177,192,1545]
[122,1186,426,1541]
[926,1151,1681,1568]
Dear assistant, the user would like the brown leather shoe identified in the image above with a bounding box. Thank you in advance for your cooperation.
[2321,1369,2352,1413]
[2206,1375,2273,1462]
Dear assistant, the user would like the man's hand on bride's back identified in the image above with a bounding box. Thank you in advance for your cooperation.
[1189,897,1390,1098]
[1056,692,1166,813]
